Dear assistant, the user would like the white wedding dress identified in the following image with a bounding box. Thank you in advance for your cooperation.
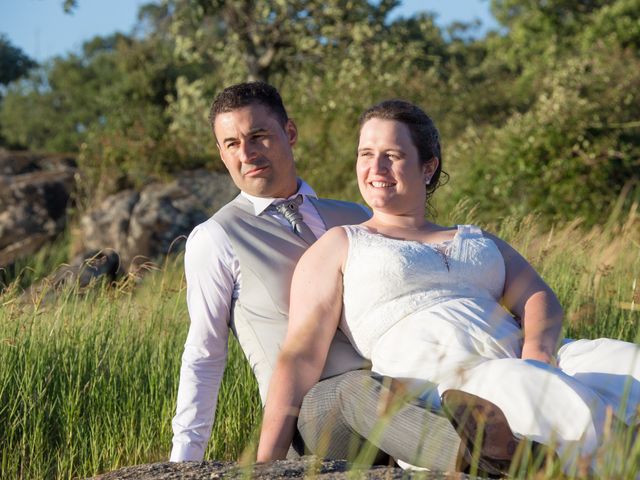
[340,224,640,468]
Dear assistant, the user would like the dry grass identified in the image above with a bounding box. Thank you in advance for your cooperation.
[1,206,638,478]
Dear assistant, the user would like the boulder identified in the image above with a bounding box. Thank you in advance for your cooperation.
[74,169,238,272]
[74,190,140,274]
[18,249,122,304]
[0,150,76,176]
[89,457,473,479]
[0,151,76,268]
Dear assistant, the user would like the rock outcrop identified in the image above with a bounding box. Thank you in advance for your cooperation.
[90,457,473,479]
[1,150,237,293]
[0,151,76,268]
[73,169,238,273]
[18,249,122,304]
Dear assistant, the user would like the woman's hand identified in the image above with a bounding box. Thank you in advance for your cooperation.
[488,233,563,369]
[521,342,558,367]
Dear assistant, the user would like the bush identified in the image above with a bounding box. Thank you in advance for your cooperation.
[446,45,640,226]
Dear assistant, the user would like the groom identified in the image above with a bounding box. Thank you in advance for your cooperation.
[170,81,461,468]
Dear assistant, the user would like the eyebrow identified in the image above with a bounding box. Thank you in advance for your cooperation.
[222,127,269,145]
[357,147,405,154]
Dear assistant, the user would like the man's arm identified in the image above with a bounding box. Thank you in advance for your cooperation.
[170,222,238,461]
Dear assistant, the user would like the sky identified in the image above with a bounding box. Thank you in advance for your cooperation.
[0,0,499,63]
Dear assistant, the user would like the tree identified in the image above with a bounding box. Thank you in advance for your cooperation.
[488,0,622,72]
[0,35,36,86]
[166,0,402,83]
[62,0,77,13]
[0,35,127,152]
[446,43,640,225]
[10,0,634,223]
[0,35,37,146]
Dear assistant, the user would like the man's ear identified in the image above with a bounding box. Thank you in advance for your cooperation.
[285,119,298,146]
[215,141,229,168]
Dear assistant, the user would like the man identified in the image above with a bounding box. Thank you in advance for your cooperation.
[170,81,461,469]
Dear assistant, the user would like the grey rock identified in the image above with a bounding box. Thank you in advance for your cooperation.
[19,249,122,304]
[65,249,121,287]
[89,457,477,480]
[0,151,77,268]
[0,150,76,176]
[74,170,238,272]
[76,190,140,268]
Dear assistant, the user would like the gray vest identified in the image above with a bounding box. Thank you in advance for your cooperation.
[214,194,371,402]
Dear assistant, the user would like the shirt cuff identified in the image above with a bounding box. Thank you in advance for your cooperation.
[169,442,205,462]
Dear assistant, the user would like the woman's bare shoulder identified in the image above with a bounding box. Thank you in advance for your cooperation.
[298,225,348,264]
[318,225,350,247]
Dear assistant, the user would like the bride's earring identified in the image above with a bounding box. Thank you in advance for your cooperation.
[424,157,438,186]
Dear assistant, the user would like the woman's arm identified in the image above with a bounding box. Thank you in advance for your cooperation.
[487,233,563,365]
[256,227,349,461]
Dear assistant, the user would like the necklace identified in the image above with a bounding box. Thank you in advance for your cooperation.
[365,220,453,271]
[432,244,451,272]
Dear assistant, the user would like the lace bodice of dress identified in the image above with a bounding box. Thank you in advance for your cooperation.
[340,224,506,358]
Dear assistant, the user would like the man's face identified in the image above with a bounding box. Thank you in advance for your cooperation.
[214,104,298,198]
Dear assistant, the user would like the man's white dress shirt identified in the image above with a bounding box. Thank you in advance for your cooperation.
[170,180,331,461]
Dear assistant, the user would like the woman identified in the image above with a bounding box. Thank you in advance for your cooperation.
[256,100,640,473]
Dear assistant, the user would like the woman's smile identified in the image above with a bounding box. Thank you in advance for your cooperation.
[370,181,396,188]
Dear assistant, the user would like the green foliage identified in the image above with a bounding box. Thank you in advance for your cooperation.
[166,0,402,83]
[489,0,616,69]
[0,36,127,152]
[579,0,640,50]
[281,11,449,200]
[0,229,70,293]
[74,34,215,198]
[0,35,37,147]
[0,32,219,200]
[0,0,638,224]
[447,44,640,224]
[0,35,36,86]
[63,0,77,13]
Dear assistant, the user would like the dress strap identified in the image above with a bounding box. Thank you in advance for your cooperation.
[456,224,483,238]
[340,224,359,236]
[340,224,365,245]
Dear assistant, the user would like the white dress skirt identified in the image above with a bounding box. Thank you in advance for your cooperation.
[339,224,640,470]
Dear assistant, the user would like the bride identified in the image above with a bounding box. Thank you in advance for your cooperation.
[256,99,640,473]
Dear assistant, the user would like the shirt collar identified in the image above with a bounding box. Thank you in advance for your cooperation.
[240,178,318,216]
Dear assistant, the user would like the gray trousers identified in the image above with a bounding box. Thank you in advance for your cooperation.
[297,370,461,470]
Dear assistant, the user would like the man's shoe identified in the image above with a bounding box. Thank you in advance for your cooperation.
[440,389,521,476]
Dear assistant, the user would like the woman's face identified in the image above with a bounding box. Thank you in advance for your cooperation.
[357,118,434,214]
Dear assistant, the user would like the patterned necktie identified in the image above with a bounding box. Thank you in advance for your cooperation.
[272,195,317,245]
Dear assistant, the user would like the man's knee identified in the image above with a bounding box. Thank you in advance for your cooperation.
[298,370,387,463]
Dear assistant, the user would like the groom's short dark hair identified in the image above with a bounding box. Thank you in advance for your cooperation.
[209,81,289,130]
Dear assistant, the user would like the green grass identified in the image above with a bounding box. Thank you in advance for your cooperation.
[0,255,261,479]
[0,208,639,479]
[0,230,71,294]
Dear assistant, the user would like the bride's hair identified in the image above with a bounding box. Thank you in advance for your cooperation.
[359,100,446,200]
